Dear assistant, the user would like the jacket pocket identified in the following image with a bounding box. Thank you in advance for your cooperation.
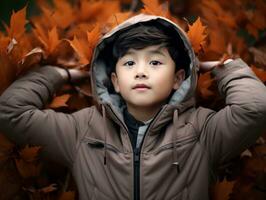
[153,135,198,155]
[152,135,198,172]
[82,138,121,153]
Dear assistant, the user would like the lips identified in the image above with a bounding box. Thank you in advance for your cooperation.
[133,84,151,89]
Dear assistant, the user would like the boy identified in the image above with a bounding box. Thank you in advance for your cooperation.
[0,14,266,200]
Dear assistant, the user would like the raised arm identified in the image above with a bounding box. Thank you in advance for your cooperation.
[198,58,266,166]
[0,66,89,167]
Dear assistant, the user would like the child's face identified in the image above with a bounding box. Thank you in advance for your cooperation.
[111,45,185,111]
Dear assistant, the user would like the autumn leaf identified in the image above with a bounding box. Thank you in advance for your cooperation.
[19,145,42,162]
[5,6,28,40]
[87,24,101,49]
[251,65,266,82]
[68,35,90,65]
[59,191,75,200]
[249,47,266,67]
[18,47,44,75]
[0,133,15,163]
[105,12,133,32]
[141,0,170,17]
[15,159,42,178]
[187,17,208,54]
[49,94,71,109]
[33,24,60,54]
[68,24,101,65]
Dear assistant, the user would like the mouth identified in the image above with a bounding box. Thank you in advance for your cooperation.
[132,84,151,90]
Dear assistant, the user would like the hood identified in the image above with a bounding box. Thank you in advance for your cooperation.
[90,14,199,119]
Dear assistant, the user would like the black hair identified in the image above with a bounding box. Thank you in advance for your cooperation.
[108,21,190,77]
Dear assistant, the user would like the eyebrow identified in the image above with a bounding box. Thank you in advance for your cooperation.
[125,46,167,57]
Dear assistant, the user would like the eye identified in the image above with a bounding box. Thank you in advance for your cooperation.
[150,60,162,66]
[123,61,135,67]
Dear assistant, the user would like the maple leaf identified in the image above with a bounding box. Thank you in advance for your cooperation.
[49,94,71,109]
[52,0,76,29]
[58,191,75,200]
[5,6,28,40]
[187,17,208,54]
[68,35,90,65]
[15,158,42,178]
[105,12,133,32]
[33,24,60,54]
[0,133,15,163]
[68,24,101,65]
[251,65,266,83]
[18,47,44,75]
[19,145,42,162]
[141,0,170,17]
[87,24,101,49]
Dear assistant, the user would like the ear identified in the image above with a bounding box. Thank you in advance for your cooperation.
[173,69,185,90]
[111,72,120,93]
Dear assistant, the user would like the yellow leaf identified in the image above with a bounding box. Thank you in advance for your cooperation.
[187,17,208,54]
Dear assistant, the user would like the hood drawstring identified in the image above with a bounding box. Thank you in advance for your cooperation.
[101,104,108,167]
[172,109,180,173]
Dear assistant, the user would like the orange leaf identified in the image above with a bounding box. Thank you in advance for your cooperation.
[68,36,90,64]
[33,25,60,54]
[141,0,169,17]
[48,26,60,53]
[187,17,208,54]
[87,24,101,49]
[15,159,42,178]
[49,94,71,109]
[251,65,266,82]
[5,6,28,40]
[105,12,133,31]
[0,133,15,163]
[59,191,75,200]
[52,0,75,29]
[19,145,42,162]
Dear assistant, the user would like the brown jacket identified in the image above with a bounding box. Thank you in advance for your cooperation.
[0,14,266,200]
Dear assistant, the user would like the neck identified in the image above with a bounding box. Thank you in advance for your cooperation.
[126,104,163,122]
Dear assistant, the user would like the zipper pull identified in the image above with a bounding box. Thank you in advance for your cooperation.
[172,161,180,173]
[134,148,140,163]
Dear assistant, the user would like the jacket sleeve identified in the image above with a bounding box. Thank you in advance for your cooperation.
[0,66,80,168]
[199,58,266,167]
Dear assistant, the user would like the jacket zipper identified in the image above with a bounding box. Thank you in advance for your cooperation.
[135,106,167,200]
[105,105,136,200]
[106,104,166,200]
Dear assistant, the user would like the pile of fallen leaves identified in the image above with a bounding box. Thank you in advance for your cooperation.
[0,0,265,199]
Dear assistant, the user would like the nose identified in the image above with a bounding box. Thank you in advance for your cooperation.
[135,64,148,79]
